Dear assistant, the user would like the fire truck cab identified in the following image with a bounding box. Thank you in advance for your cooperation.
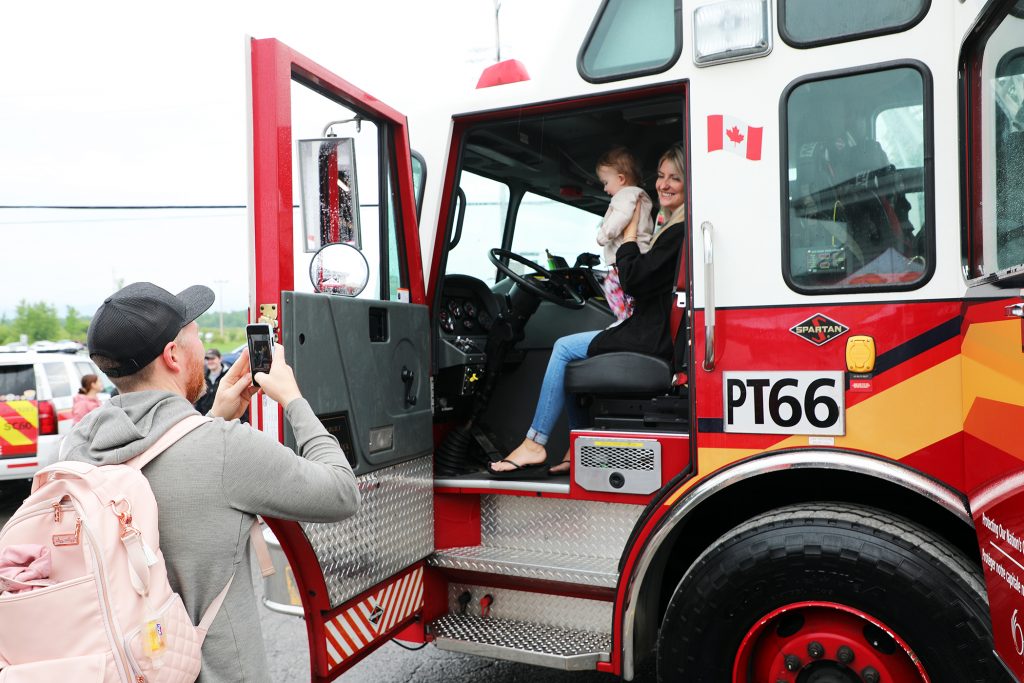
[247,1,1024,680]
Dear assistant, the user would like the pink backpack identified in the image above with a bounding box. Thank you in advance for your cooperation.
[0,415,273,682]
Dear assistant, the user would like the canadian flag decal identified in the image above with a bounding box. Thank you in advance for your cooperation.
[708,114,763,161]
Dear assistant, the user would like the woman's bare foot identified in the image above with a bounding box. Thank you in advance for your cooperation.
[548,448,571,475]
[489,438,547,473]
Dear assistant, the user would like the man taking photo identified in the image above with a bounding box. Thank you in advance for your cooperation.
[63,282,360,682]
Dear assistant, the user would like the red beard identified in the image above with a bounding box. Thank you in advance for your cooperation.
[185,353,207,404]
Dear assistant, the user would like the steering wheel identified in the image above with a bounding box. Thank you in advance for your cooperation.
[488,248,586,310]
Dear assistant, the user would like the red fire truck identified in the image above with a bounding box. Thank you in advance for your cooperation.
[247,0,1024,680]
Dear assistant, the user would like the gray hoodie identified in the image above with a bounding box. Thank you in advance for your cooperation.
[62,390,359,683]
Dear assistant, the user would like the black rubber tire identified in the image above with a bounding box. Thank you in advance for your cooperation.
[656,502,1010,683]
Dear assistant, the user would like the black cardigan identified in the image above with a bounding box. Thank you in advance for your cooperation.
[587,219,686,362]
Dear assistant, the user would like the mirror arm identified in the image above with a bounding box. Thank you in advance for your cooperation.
[322,116,363,137]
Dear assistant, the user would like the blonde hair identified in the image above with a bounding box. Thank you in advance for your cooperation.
[658,144,686,187]
[596,146,642,187]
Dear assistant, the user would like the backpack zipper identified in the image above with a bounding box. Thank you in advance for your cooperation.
[74,500,135,683]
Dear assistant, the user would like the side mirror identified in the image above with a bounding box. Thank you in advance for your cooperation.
[297,137,361,252]
[309,243,370,297]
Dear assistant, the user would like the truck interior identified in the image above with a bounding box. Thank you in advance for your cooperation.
[430,90,689,477]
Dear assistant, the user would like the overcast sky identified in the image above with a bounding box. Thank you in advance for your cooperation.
[0,0,582,319]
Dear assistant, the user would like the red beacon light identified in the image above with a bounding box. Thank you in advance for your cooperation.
[476,59,530,89]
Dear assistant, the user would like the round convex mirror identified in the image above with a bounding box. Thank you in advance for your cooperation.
[309,243,370,296]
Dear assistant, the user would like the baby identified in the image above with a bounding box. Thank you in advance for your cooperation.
[595,147,654,322]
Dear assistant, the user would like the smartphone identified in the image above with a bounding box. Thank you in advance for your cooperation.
[246,324,273,387]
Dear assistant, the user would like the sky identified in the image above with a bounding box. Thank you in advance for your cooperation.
[0,0,584,319]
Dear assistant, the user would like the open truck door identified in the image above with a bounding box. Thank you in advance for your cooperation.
[247,38,433,680]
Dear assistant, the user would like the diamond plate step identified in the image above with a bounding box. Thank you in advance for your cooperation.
[430,614,610,671]
[429,545,620,588]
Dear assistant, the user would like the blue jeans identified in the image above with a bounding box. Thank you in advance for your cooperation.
[526,331,599,446]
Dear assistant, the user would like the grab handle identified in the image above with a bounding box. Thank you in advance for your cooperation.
[701,221,715,371]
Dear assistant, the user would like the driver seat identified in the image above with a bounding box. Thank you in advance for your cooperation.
[565,352,686,430]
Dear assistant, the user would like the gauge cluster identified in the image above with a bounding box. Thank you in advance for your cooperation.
[439,295,494,335]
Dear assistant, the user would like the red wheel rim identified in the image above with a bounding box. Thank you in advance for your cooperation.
[732,601,930,683]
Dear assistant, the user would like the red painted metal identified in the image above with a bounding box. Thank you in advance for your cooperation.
[476,59,531,88]
[733,601,929,682]
[434,492,482,550]
[249,37,428,681]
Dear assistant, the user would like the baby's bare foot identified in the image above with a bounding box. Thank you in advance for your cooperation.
[489,438,547,473]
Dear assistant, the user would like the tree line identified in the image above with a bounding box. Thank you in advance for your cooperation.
[0,301,248,345]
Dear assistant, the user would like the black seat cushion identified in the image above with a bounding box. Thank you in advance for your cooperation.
[565,352,671,395]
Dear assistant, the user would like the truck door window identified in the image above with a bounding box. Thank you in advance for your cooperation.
[510,191,600,269]
[445,172,510,286]
[779,0,929,48]
[783,64,933,293]
[962,6,1024,282]
[292,81,394,299]
[578,0,681,83]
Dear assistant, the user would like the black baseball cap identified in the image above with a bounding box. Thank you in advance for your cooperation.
[87,282,215,377]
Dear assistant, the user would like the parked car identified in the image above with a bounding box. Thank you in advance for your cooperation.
[222,343,247,366]
[0,352,110,484]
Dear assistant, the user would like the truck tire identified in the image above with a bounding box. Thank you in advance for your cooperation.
[656,502,1009,683]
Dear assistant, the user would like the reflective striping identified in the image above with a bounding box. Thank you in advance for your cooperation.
[4,401,38,428]
[324,566,424,671]
[0,417,34,446]
[0,401,38,456]
[6,461,39,469]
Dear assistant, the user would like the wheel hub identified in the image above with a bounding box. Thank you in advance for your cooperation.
[733,601,929,683]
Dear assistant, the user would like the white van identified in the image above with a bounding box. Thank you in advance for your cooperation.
[0,351,110,484]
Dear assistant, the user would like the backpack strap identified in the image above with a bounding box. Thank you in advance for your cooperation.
[126,414,213,471]
[120,414,212,597]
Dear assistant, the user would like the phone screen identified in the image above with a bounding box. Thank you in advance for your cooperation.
[247,326,273,385]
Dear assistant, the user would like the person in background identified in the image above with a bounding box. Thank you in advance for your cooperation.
[193,349,228,416]
[71,373,103,424]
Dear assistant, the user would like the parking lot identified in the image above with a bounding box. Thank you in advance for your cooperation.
[0,481,649,682]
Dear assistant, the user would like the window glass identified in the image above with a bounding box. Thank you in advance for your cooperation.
[579,0,680,82]
[780,0,927,47]
[0,365,36,400]
[995,52,1024,270]
[785,66,930,291]
[963,9,1024,280]
[43,362,71,398]
[411,151,426,221]
[511,192,602,270]
[75,362,94,381]
[385,161,406,300]
[445,172,509,286]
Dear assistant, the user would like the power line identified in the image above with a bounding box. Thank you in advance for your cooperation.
[0,204,247,210]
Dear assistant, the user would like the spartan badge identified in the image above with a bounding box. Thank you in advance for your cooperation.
[790,313,849,346]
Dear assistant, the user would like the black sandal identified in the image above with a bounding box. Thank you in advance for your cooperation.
[548,458,571,476]
[487,458,548,479]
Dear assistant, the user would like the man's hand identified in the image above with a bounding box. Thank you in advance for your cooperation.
[254,344,303,409]
[208,348,259,420]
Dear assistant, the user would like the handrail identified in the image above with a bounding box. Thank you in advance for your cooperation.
[701,221,715,371]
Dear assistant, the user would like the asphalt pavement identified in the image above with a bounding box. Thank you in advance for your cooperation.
[0,481,653,682]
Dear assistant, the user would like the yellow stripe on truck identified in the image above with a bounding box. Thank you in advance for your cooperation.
[0,416,35,446]
[4,400,39,428]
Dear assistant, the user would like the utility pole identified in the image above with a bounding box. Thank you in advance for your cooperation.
[494,0,502,62]
[214,279,227,338]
